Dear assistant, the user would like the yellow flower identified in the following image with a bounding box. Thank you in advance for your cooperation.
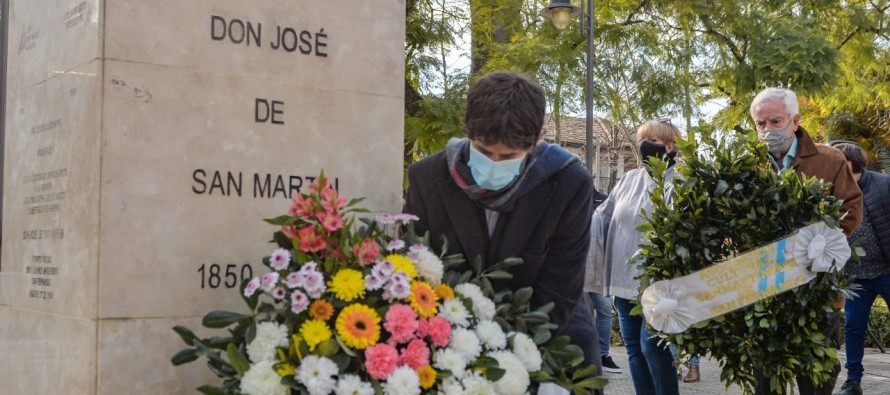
[310,299,335,321]
[387,254,417,279]
[274,349,294,377]
[329,269,365,301]
[289,334,304,359]
[336,303,381,350]
[409,281,438,318]
[416,365,437,389]
[300,319,332,351]
[433,284,455,300]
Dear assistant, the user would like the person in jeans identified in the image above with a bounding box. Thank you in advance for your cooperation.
[590,291,623,373]
[590,118,681,395]
[669,343,701,382]
[831,142,890,395]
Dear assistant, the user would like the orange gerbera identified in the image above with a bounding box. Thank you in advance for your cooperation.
[336,303,381,349]
[416,365,437,389]
[309,299,335,321]
[433,284,455,300]
[409,281,438,318]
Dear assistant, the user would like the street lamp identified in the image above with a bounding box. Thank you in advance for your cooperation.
[539,0,600,188]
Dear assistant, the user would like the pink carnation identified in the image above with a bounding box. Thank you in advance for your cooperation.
[400,339,430,369]
[384,304,419,344]
[419,316,451,348]
[364,343,399,380]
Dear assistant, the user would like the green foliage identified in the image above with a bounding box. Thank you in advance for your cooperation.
[639,126,851,394]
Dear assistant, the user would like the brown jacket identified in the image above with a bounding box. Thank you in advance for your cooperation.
[787,127,863,235]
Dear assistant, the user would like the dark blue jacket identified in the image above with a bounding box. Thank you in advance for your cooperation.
[859,170,890,260]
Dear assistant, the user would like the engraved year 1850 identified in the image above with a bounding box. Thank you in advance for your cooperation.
[198,263,253,289]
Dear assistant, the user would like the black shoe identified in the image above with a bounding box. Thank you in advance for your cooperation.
[601,355,622,373]
[834,380,862,395]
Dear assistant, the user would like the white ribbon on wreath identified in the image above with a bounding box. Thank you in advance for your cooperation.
[641,222,851,334]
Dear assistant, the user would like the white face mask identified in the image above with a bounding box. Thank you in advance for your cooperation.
[757,119,793,155]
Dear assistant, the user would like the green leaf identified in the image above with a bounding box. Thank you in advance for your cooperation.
[202,311,248,328]
[226,343,250,375]
[172,325,197,346]
[196,385,227,395]
[171,348,200,366]
[264,215,293,226]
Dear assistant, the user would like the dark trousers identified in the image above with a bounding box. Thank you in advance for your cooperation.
[753,312,841,395]
[562,294,604,395]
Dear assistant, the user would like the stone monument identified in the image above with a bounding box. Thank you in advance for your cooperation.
[0,1,405,393]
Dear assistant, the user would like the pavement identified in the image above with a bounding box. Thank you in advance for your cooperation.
[600,347,890,394]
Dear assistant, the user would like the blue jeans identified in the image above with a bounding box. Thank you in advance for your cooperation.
[844,273,890,382]
[615,297,679,395]
[589,292,613,356]
[669,343,700,365]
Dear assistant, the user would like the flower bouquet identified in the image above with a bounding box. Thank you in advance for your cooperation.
[172,174,605,395]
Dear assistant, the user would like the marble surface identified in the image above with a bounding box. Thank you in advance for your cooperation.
[1,0,405,393]
[97,316,220,394]
[0,59,102,318]
[97,59,403,318]
[0,306,97,394]
[5,0,101,94]
[105,0,405,98]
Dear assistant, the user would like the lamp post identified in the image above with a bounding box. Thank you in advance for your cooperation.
[539,0,599,188]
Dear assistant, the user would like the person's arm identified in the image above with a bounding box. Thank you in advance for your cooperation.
[832,160,863,236]
[403,164,430,236]
[533,176,594,330]
[584,189,617,294]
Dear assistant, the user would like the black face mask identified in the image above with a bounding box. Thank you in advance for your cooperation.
[639,140,675,164]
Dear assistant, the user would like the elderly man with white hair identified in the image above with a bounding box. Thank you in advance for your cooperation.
[749,87,863,395]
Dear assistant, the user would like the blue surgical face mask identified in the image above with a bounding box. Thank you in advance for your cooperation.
[467,144,526,191]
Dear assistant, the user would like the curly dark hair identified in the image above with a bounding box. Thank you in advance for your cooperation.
[463,71,546,150]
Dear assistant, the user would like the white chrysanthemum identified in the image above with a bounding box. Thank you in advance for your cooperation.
[247,322,289,362]
[240,360,289,395]
[439,377,464,395]
[475,320,507,350]
[490,351,530,395]
[411,249,444,284]
[454,283,484,300]
[383,366,421,395]
[469,295,496,321]
[451,328,482,359]
[335,374,374,395]
[461,371,498,395]
[440,298,470,327]
[510,332,543,372]
[296,355,339,395]
[434,348,467,378]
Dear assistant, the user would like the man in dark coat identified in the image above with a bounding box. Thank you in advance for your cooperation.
[403,71,602,381]
[831,142,890,395]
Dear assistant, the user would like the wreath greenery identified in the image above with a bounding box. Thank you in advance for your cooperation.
[636,128,857,394]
